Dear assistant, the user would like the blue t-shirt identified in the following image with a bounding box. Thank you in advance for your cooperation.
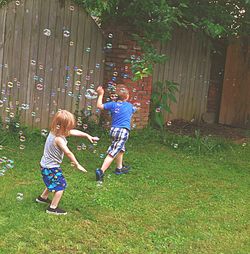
[103,101,136,130]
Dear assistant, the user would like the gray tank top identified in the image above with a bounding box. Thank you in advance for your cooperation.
[40,132,67,168]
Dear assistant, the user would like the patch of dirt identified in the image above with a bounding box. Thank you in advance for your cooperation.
[165,119,250,144]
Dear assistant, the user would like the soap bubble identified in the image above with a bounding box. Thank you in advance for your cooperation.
[106,43,112,49]
[7,82,13,88]
[167,120,172,126]
[41,129,48,137]
[43,28,51,37]
[19,145,25,150]
[85,89,97,100]
[16,193,24,201]
[19,135,26,142]
[15,0,20,6]
[36,84,43,91]
[63,30,70,37]
[76,69,83,75]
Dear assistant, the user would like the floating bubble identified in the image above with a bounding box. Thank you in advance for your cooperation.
[36,84,43,91]
[85,47,91,53]
[76,69,83,75]
[87,105,92,111]
[108,33,113,39]
[155,107,161,113]
[75,81,81,86]
[0,100,3,107]
[15,0,21,5]
[21,104,30,110]
[85,89,97,100]
[63,30,70,37]
[31,59,36,65]
[43,28,51,37]
[9,112,14,118]
[19,144,25,150]
[69,5,74,11]
[82,124,88,130]
[41,129,48,137]
[0,145,3,150]
[167,121,172,126]
[99,154,105,159]
[70,41,74,46]
[106,43,112,49]
[95,63,100,68]
[77,145,82,151]
[39,64,44,70]
[15,123,20,128]
[85,75,90,81]
[81,143,86,150]
[19,135,26,142]
[173,143,178,149]
[132,88,136,92]
[7,82,13,88]
[16,193,24,201]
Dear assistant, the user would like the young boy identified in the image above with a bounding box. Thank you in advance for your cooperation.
[36,110,99,215]
[95,84,137,182]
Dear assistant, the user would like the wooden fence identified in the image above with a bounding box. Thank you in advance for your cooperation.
[153,28,211,123]
[0,0,104,129]
[219,37,250,128]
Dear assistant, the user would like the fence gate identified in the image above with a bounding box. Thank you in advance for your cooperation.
[219,37,250,128]
[0,0,104,129]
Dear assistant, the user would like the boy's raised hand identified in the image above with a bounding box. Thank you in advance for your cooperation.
[96,86,104,95]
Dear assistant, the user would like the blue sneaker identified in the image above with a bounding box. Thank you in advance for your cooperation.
[114,165,130,175]
[96,168,104,182]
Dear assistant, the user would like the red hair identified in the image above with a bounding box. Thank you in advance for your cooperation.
[50,110,76,137]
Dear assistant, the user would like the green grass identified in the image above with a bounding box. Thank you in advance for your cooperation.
[0,128,249,254]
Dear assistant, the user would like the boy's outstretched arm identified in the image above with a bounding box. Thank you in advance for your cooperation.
[69,129,99,143]
[96,86,105,110]
[55,136,87,172]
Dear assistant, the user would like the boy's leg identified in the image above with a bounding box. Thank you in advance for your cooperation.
[101,154,115,173]
[40,188,49,200]
[50,190,64,209]
[115,151,124,169]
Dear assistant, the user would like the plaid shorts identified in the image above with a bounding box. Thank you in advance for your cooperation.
[107,127,130,157]
[41,167,67,192]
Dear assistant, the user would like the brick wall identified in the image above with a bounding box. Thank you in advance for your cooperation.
[102,25,152,129]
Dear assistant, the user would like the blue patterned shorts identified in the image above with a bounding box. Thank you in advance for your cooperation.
[107,127,130,157]
[41,167,67,192]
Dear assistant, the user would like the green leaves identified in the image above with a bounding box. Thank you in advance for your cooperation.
[150,80,179,130]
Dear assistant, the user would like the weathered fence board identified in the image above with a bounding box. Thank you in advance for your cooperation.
[153,28,211,123]
[0,0,104,129]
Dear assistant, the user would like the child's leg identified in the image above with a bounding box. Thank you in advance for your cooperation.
[101,154,115,173]
[115,151,124,169]
[50,190,64,208]
[40,188,49,199]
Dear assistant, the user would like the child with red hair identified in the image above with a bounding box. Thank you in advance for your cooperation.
[36,110,99,215]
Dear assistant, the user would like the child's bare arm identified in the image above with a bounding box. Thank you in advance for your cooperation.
[69,129,99,143]
[96,86,105,110]
[55,136,87,172]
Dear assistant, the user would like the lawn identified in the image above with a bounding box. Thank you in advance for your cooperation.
[0,128,249,254]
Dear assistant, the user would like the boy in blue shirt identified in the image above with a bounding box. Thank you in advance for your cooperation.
[96,84,137,182]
